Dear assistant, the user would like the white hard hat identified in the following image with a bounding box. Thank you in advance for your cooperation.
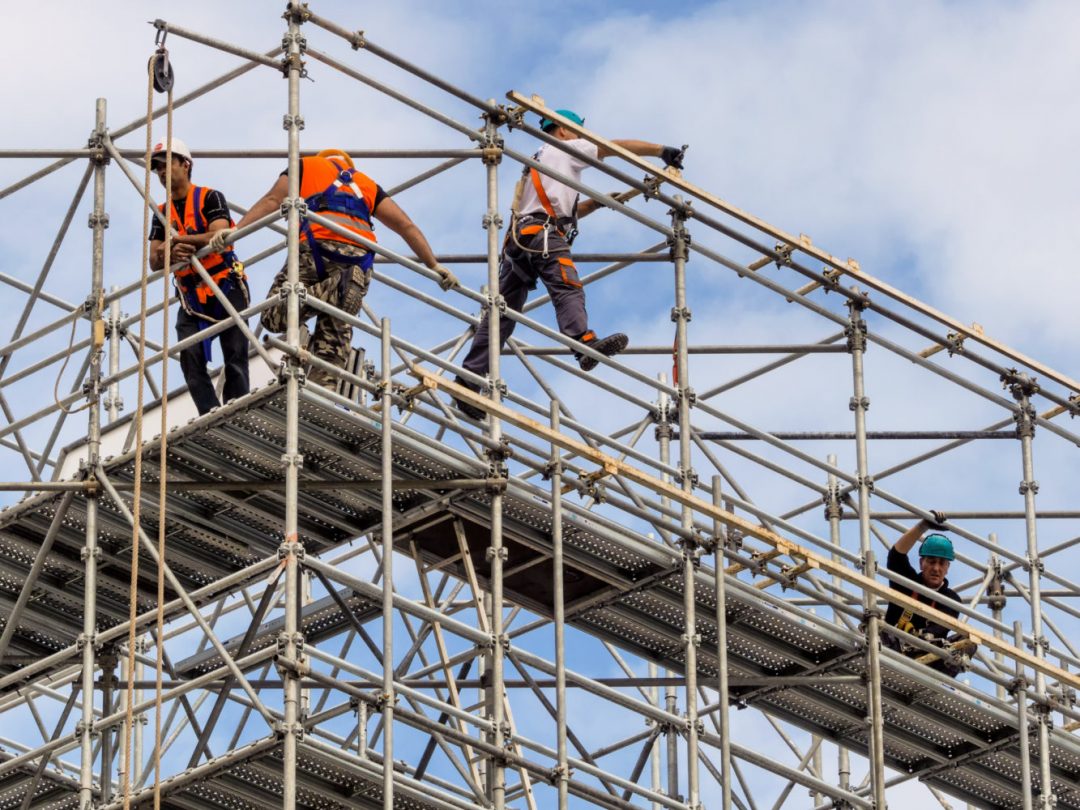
[151,137,192,162]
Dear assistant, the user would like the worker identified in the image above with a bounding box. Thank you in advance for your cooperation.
[452,109,687,420]
[883,510,970,676]
[149,137,250,416]
[213,149,457,392]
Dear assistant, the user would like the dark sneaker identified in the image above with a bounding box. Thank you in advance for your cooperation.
[451,376,486,421]
[576,332,629,371]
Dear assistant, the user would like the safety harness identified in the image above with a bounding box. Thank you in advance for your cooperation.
[300,160,376,301]
[508,149,579,259]
[164,186,248,361]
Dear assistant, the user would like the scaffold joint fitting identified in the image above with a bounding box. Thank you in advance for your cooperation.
[1018,479,1040,496]
[667,230,691,261]
[277,541,305,561]
[273,720,305,741]
[849,395,870,412]
[282,112,305,132]
[844,318,868,352]
[280,451,304,470]
[541,460,562,480]
[1002,369,1039,400]
[276,630,306,657]
[484,477,508,494]
[481,145,503,165]
[74,719,98,739]
[486,546,508,562]
[87,212,110,230]
[482,212,504,229]
[856,474,875,493]
[670,305,692,323]
[79,545,102,562]
[674,467,699,488]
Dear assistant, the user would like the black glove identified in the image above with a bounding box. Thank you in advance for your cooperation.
[660,144,687,170]
[930,509,947,527]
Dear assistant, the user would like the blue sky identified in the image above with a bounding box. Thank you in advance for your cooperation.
[2,2,1079,807]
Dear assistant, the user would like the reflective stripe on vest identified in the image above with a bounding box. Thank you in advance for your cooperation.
[161,185,237,284]
[300,156,378,248]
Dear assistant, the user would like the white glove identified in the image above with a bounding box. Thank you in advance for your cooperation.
[434,263,459,291]
[207,227,236,254]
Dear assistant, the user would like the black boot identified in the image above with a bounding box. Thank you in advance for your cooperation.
[576,332,629,371]
[451,376,486,421]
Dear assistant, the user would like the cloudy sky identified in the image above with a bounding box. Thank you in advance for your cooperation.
[2,1,1079,807]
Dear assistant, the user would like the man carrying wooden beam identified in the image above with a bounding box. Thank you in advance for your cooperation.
[452,109,686,420]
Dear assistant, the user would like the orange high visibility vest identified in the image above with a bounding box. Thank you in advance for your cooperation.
[299,156,379,249]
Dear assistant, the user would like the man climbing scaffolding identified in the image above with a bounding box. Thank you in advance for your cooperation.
[215,149,457,392]
[149,137,250,416]
[452,109,687,420]
[883,510,973,676]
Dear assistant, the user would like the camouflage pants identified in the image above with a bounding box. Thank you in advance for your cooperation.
[261,242,372,389]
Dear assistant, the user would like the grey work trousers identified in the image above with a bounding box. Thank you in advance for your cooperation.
[462,223,588,377]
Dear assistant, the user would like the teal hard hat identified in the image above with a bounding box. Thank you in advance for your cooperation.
[920,533,955,561]
[540,109,585,132]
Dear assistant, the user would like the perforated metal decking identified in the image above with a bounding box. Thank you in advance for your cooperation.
[1,385,1077,809]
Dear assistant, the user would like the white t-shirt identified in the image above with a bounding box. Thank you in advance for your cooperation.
[518,138,600,220]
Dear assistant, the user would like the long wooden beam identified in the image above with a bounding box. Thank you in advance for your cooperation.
[418,372,1080,693]
[507,91,1080,397]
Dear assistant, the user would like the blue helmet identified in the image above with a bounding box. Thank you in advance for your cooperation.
[920,534,955,561]
[540,109,585,133]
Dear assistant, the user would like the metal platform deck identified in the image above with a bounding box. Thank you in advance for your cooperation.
[1,384,1077,808]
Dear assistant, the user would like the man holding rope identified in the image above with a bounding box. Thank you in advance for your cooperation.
[149,137,250,415]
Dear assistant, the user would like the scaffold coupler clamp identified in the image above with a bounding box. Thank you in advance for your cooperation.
[547,763,572,785]
[150,22,174,93]
[281,30,309,79]
[773,241,795,268]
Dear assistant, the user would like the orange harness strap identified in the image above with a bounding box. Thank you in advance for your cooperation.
[529,168,559,221]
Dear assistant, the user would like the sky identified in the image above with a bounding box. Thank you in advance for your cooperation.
[2,1,1079,807]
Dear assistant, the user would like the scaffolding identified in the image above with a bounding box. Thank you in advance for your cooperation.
[1,5,1079,809]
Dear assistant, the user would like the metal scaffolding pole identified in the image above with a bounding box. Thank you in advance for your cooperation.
[78,95,108,810]
[550,402,569,810]
[846,298,887,806]
[826,454,851,797]
[671,203,699,807]
[1008,374,1056,809]
[712,476,732,810]
[280,6,305,808]
[481,105,508,810]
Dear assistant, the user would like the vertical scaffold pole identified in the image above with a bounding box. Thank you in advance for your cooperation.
[105,287,122,422]
[482,104,507,810]
[654,377,678,799]
[845,297,887,806]
[1014,621,1034,810]
[550,401,569,810]
[988,533,1007,703]
[671,201,699,807]
[1008,373,1055,809]
[280,5,307,808]
[825,453,850,794]
[711,476,732,810]
[79,97,108,810]
[380,317,395,809]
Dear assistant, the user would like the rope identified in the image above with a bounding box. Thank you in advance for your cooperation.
[52,313,90,415]
[119,52,157,810]
[152,74,174,810]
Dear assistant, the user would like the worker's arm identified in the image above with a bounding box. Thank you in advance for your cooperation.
[372,198,438,268]
[600,140,664,160]
[233,175,288,232]
[149,236,195,271]
[893,519,930,555]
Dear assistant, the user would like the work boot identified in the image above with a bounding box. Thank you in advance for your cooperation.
[451,375,486,421]
[575,332,628,372]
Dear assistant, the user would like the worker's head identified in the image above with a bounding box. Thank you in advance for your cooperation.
[317,148,355,170]
[919,533,954,588]
[539,109,585,141]
[151,138,193,189]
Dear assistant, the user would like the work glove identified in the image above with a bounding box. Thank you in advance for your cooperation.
[930,509,948,527]
[434,263,459,291]
[206,227,237,254]
[660,144,688,171]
